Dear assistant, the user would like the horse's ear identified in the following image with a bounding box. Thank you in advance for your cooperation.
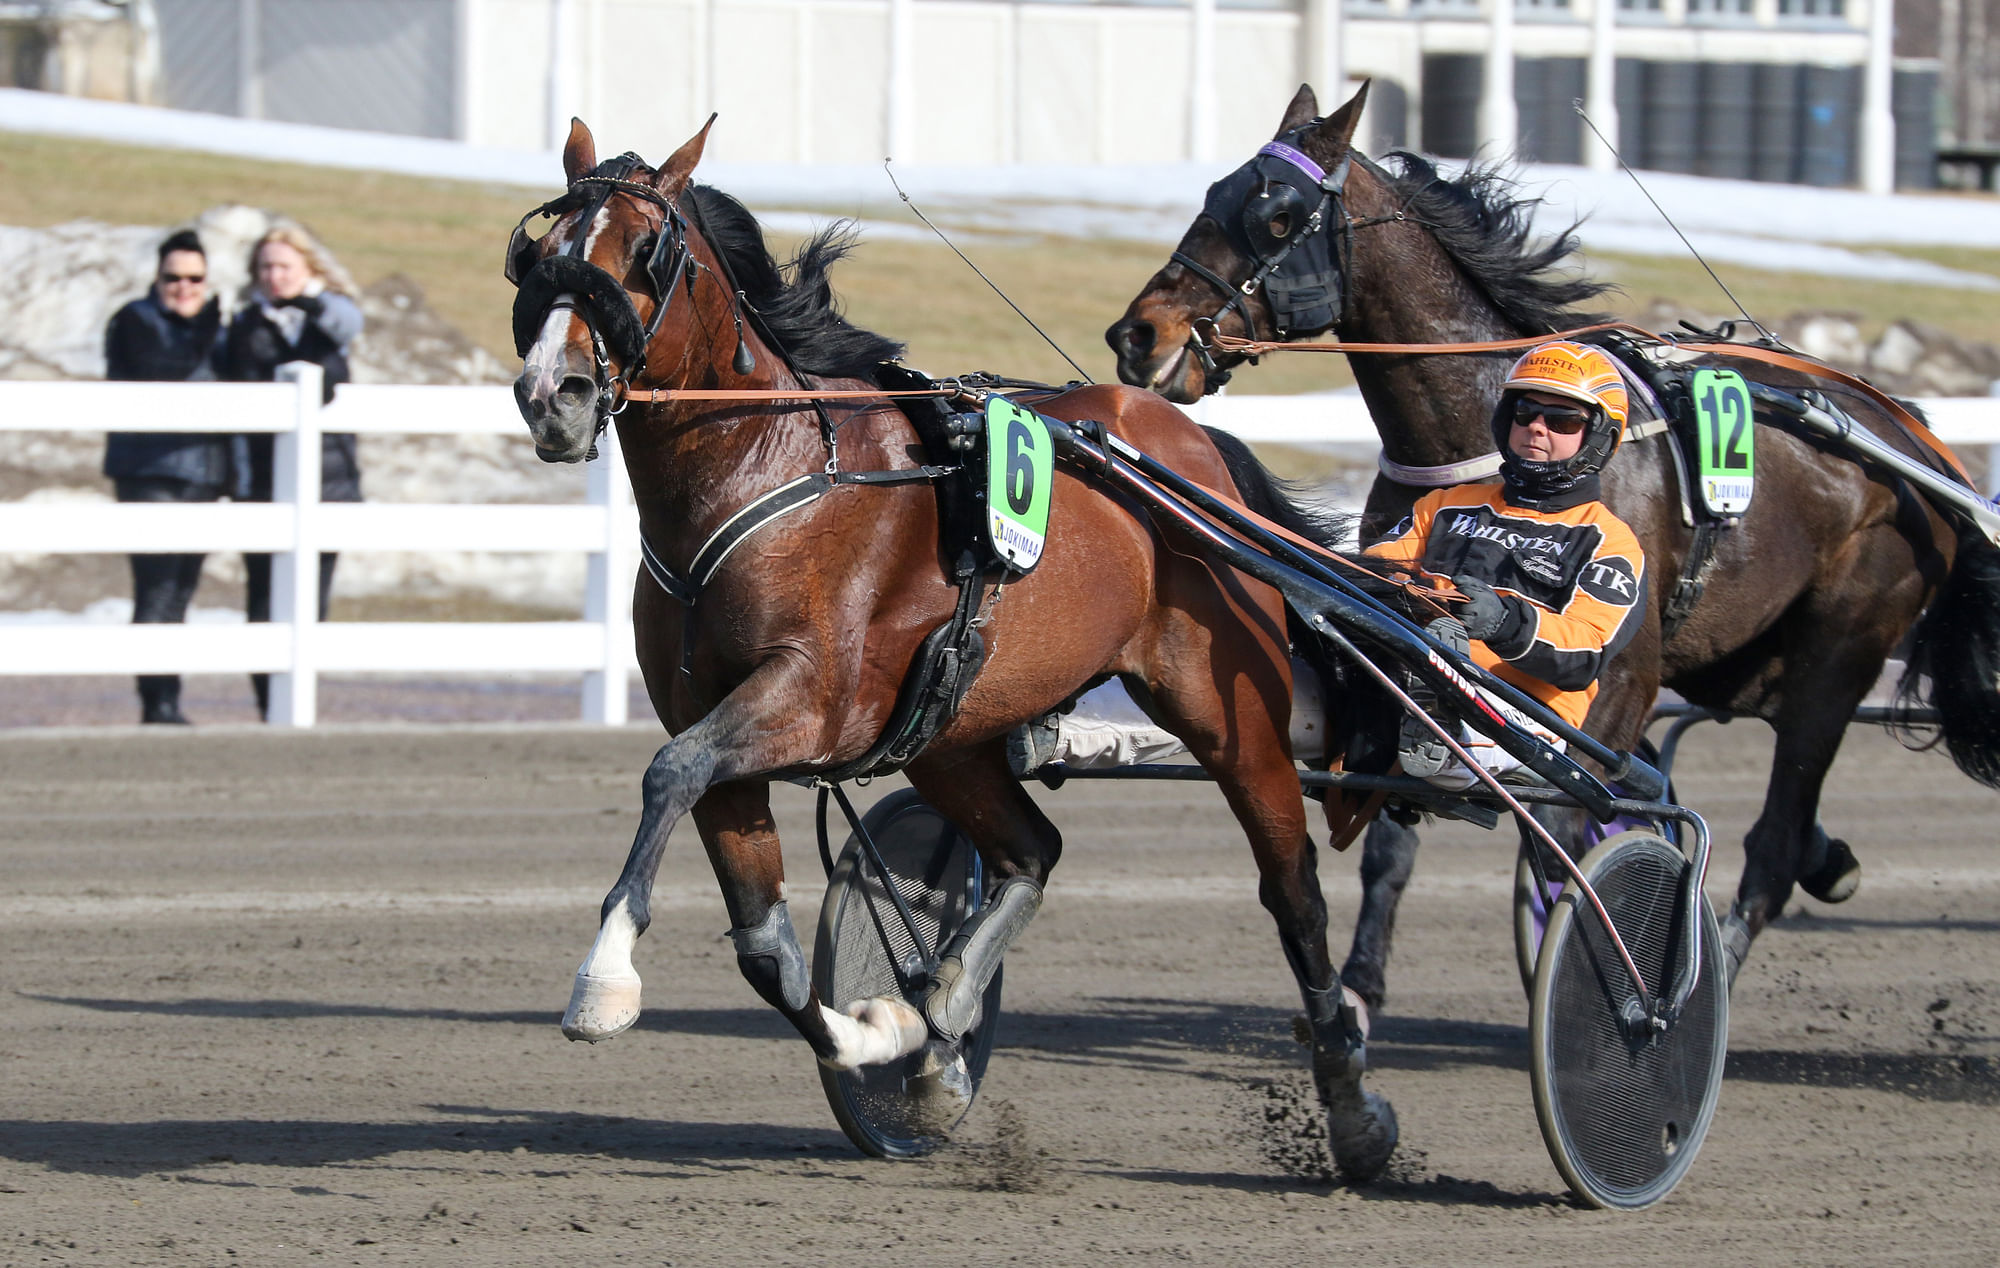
[1275,84,1320,138]
[1314,80,1372,157]
[562,119,597,183]
[653,114,718,193]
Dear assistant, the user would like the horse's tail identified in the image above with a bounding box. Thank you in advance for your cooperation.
[1898,535,2000,788]
[1199,425,1354,552]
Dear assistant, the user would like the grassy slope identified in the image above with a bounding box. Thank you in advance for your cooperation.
[4,129,1997,394]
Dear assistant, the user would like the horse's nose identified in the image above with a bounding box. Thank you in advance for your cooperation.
[555,373,597,416]
[1106,316,1157,363]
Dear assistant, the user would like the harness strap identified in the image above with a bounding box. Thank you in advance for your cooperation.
[1662,518,1722,641]
[1676,340,1975,486]
[618,385,961,402]
[639,466,956,608]
[640,464,955,685]
[1377,452,1504,487]
[1211,323,1974,491]
[1375,421,1665,490]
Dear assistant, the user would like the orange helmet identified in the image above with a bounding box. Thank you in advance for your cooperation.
[1489,340,1631,499]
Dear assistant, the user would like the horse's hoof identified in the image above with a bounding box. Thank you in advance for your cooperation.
[817,997,928,1071]
[1326,1089,1399,1183]
[904,1040,976,1133]
[561,971,642,1042]
[1800,837,1861,904]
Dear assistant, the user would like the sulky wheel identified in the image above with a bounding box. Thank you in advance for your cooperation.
[1529,829,1728,1210]
[813,789,1002,1158]
[1513,740,1677,1000]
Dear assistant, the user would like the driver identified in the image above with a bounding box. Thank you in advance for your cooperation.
[1364,340,1648,785]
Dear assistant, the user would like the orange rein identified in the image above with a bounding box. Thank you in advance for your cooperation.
[615,378,1453,617]
[615,385,961,402]
[1206,322,1977,488]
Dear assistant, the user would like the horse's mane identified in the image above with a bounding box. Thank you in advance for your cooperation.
[685,184,906,377]
[1372,152,1614,335]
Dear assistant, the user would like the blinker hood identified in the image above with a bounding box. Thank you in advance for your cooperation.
[1197,136,1348,338]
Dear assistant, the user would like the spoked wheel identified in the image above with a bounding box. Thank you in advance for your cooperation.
[813,789,1002,1158]
[1529,830,1728,1210]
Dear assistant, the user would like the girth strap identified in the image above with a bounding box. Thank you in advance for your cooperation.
[1661,518,1721,641]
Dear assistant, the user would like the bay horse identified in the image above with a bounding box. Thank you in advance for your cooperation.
[1108,82,2000,1007]
[508,117,1400,1178]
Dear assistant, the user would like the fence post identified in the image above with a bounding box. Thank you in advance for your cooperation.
[268,363,322,727]
[582,425,631,725]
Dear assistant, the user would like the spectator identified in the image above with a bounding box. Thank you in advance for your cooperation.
[103,228,228,725]
[223,224,365,720]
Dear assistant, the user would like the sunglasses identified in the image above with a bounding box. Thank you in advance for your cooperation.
[159,272,207,285]
[1511,397,1592,434]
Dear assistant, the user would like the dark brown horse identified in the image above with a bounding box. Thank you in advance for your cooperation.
[508,118,1399,1177]
[1108,82,2000,1006]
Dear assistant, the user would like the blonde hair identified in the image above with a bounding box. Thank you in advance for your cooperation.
[248,222,357,298]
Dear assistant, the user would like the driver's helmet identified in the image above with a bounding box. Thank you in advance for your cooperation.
[1488,340,1630,500]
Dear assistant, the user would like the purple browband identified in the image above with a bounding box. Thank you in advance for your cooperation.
[1257,141,1326,185]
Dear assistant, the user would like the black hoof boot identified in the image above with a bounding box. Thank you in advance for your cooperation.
[1308,986,1398,1183]
[1800,832,1861,904]
[1326,1085,1399,1183]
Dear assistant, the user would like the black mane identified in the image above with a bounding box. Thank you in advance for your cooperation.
[1371,152,1614,334]
[684,184,905,377]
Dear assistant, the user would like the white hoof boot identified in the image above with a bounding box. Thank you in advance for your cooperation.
[562,971,643,1042]
[817,997,928,1071]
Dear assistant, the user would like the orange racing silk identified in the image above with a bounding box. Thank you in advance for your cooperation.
[1364,484,1647,729]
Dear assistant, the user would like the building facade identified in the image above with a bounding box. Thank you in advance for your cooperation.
[7,0,1989,188]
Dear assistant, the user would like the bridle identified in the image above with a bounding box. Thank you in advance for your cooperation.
[506,152,754,453]
[1171,131,1422,392]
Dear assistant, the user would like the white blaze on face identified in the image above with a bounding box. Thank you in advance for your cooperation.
[522,306,579,399]
[520,206,616,395]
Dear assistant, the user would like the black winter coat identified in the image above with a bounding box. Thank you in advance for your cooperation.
[223,294,364,503]
[102,294,231,486]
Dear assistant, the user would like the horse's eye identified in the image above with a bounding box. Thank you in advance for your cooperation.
[1267,213,1293,239]
[632,233,659,264]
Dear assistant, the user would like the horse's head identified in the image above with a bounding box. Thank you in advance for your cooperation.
[1107,82,1370,403]
[508,117,730,462]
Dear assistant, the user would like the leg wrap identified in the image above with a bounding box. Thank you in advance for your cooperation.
[1304,982,1368,1091]
[923,876,1043,1042]
[731,901,811,1014]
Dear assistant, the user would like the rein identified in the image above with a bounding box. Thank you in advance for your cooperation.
[615,385,962,403]
[1207,324,1976,489]
[1202,321,1656,359]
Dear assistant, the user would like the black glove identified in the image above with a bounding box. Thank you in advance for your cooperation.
[1451,575,1510,641]
[277,293,325,317]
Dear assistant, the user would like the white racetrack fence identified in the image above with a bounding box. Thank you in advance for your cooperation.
[4,366,1997,727]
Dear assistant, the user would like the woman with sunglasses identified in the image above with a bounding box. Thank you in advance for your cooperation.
[102,228,229,724]
[1365,340,1647,784]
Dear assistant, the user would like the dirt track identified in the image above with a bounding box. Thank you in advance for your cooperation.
[1,720,1995,1266]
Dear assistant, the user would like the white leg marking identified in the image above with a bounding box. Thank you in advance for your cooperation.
[561,896,644,1042]
[816,997,928,1071]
